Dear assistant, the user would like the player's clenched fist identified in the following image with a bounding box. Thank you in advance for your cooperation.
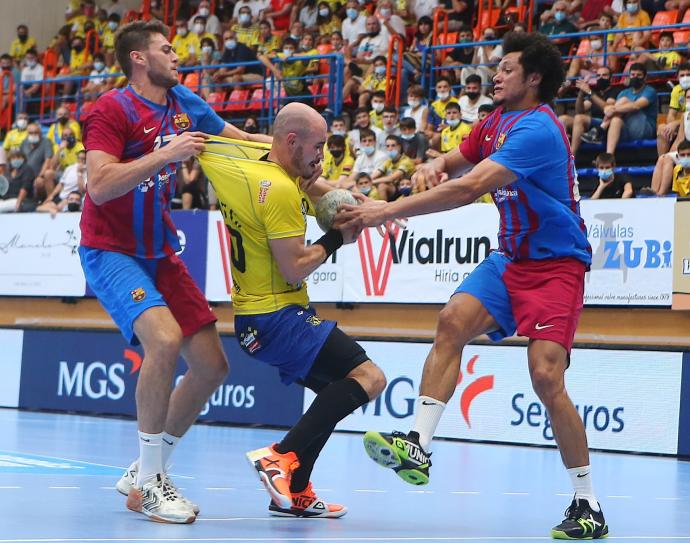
[163,131,209,162]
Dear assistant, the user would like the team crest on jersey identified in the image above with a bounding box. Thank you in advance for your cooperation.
[258,180,271,203]
[239,327,261,354]
[496,133,506,149]
[306,314,322,326]
[138,177,155,192]
[131,288,146,302]
[173,112,191,130]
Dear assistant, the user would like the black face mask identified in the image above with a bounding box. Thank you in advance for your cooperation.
[244,124,258,134]
[67,202,81,212]
[18,34,28,42]
[66,136,76,147]
[330,148,344,159]
[73,44,84,52]
[465,91,480,101]
[59,116,69,125]
[1,66,10,71]
[630,76,644,89]
[368,30,379,37]
[595,77,610,91]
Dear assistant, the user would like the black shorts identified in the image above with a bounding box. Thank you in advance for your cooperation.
[298,326,369,393]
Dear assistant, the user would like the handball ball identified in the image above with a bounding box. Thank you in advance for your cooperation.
[315,189,358,232]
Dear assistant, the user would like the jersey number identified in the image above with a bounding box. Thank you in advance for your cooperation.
[226,225,246,273]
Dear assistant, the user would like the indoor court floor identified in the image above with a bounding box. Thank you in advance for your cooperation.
[1,408,690,543]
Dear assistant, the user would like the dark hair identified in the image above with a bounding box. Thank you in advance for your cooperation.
[502,31,565,103]
[436,76,451,86]
[194,16,207,24]
[357,172,372,181]
[464,74,482,86]
[478,103,494,114]
[25,48,38,57]
[400,117,416,129]
[678,140,690,152]
[0,53,12,63]
[382,105,397,114]
[354,107,370,116]
[115,20,169,78]
[108,12,121,23]
[332,115,346,124]
[68,190,82,197]
[17,24,28,31]
[660,31,674,42]
[372,90,386,100]
[282,37,298,48]
[373,55,386,64]
[678,62,690,74]
[629,62,647,77]
[445,101,461,113]
[317,1,332,24]
[327,134,345,147]
[386,134,402,146]
[93,52,105,61]
[419,16,433,26]
[201,37,215,48]
[595,152,615,165]
[408,84,424,98]
[359,127,376,141]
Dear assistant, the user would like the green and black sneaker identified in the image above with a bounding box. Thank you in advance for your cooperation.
[362,430,431,485]
[551,497,608,540]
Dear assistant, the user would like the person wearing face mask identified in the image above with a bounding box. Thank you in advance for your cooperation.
[3,114,30,152]
[650,85,690,194]
[61,36,93,98]
[399,117,429,165]
[460,28,503,95]
[10,24,36,63]
[20,49,44,117]
[48,127,85,192]
[20,123,54,193]
[172,17,201,66]
[47,106,82,148]
[656,63,690,155]
[371,135,414,201]
[261,0,294,31]
[427,78,459,148]
[539,1,578,56]
[317,2,341,36]
[611,0,651,68]
[214,31,264,87]
[322,135,355,186]
[84,52,111,97]
[191,16,217,45]
[670,140,690,196]
[366,91,387,128]
[375,0,406,43]
[395,176,413,199]
[259,37,316,96]
[564,28,608,86]
[442,25,474,83]
[347,128,387,187]
[38,150,88,215]
[559,65,619,157]
[256,20,281,56]
[102,13,121,56]
[0,149,35,213]
[458,75,492,123]
[359,58,388,108]
[590,153,634,199]
[355,172,381,199]
[434,101,471,157]
[298,0,319,33]
[233,0,263,20]
[231,7,260,47]
[401,85,429,134]
[355,17,389,65]
[342,0,367,50]
[603,63,657,155]
[376,106,401,149]
[187,1,221,36]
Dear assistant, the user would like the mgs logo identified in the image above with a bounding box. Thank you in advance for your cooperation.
[457,355,494,428]
[57,349,142,400]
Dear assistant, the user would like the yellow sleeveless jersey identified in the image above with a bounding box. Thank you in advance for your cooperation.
[199,136,314,315]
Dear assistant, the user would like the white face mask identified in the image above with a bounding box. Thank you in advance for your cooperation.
[446,118,460,127]
[437,91,449,100]
[199,7,210,17]
[202,45,213,55]
[94,61,105,71]
[319,8,330,16]
[408,98,420,108]
[16,118,28,130]
[372,102,384,113]
[177,27,188,36]
[679,76,690,90]
[283,48,294,58]
[590,39,602,51]
[28,134,40,144]
[239,13,251,24]
[194,23,205,34]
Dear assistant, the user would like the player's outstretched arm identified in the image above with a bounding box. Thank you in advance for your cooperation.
[221,122,272,144]
[340,158,515,228]
[87,131,209,205]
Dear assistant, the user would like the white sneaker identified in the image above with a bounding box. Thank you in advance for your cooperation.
[116,460,200,515]
[126,473,196,524]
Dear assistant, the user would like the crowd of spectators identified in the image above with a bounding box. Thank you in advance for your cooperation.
[2,0,690,212]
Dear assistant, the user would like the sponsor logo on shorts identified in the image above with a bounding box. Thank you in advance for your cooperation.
[240,327,261,354]
[173,112,191,130]
[258,180,271,204]
[534,322,555,330]
[130,287,146,302]
[306,315,322,326]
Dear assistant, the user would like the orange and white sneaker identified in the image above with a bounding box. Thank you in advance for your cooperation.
[268,482,347,518]
[246,444,300,509]
[126,473,196,524]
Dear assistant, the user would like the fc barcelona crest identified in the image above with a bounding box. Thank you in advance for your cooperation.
[496,133,506,149]
[173,112,191,130]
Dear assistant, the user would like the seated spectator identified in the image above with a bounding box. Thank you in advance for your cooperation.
[49,125,84,178]
[355,171,381,199]
[3,112,29,153]
[376,0,406,42]
[603,63,657,155]
[243,115,260,134]
[610,0,651,70]
[564,29,607,85]
[477,103,494,122]
[671,140,690,197]
[400,84,429,133]
[642,31,683,71]
[440,0,473,30]
[214,30,263,88]
[578,0,616,27]
[458,75,492,123]
[318,2,342,35]
[232,6,260,48]
[298,0,319,33]
[657,63,690,155]
[62,35,93,98]
[650,85,690,194]
[192,16,219,48]
[260,38,317,98]
[188,0,222,36]
[9,24,36,64]
[359,56,388,107]
[348,107,384,153]
[0,149,34,213]
[590,152,634,198]
[347,128,387,187]
[428,77,459,148]
[368,91,387,128]
[356,17,389,66]
[83,53,111,98]
[378,106,401,148]
[405,15,433,76]
[342,0,368,54]
[37,149,87,214]
[179,157,209,210]
[322,134,355,185]
[462,27,502,91]
[412,0,440,19]
[101,13,121,64]
[395,176,413,198]
[400,117,429,164]
[1,55,19,136]
[372,134,415,200]
[539,1,579,57]
[172,18,201,66]
[560,65,619,156]
[256,20,281,56]
[48,106,82,146]
[298,32,319,56]
[288,21,305,43]
[262,0,294,31]
[330,115,350,138]
[19,48,43,116]
[329,31,346,56]
[427,101,472,159]
[442,25,474,85]
[20,123,53,190]
[233,0,264,21]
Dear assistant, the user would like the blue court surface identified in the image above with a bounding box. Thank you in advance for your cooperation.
[1,408,690,543]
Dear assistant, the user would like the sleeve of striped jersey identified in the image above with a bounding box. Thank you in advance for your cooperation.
[459,123,482,165]
[83,95,128,158]
[262,180,306,240]
[486,118,555,180]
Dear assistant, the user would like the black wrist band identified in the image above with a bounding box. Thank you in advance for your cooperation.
[314,229,343,260]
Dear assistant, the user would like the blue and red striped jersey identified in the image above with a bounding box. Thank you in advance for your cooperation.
[460,104,592,265]
[80,84,225,259]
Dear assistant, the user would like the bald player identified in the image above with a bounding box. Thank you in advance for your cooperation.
[209,103,386,518]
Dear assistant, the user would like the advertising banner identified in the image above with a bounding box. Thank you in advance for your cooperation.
[582,198,674,306]
[0,329,23,408]
[171,210,209,294]
[18,330,303,427]
[306,342,683,455]
[0,213,84,296]
[672,199,690,310]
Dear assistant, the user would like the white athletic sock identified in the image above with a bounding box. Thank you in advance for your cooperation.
[161,432,180,469]
[568,465,600,512]
[137,431,163,487]
[411,396,446,451]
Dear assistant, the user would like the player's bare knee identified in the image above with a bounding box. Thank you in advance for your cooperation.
[145,327,183,362]
[348,361,386,399]
[529,363,565,406]
[436,304,467,346]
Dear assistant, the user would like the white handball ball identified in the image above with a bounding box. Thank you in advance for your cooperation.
[314,189,358,232]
